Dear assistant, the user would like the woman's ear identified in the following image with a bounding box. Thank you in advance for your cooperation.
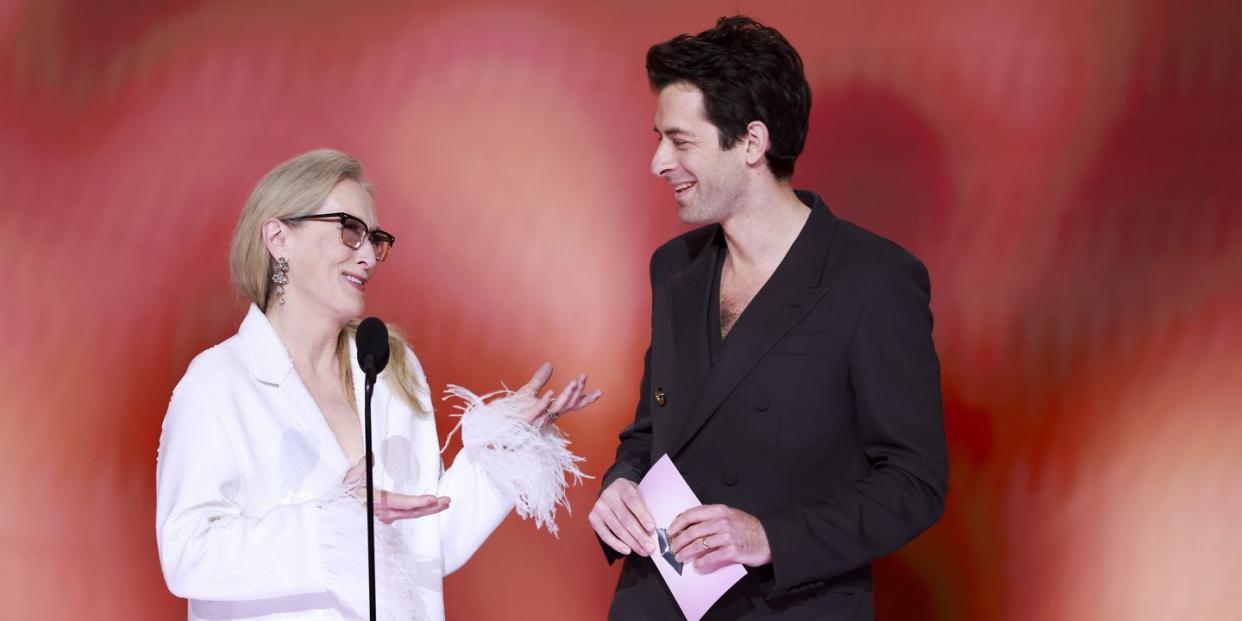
[261,218,290,259]
[743,120,770,169]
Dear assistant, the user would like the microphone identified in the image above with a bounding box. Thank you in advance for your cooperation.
[354,316,388,621]
[356,317,390,379]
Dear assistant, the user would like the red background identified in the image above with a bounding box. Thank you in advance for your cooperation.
[2,0,1240,618]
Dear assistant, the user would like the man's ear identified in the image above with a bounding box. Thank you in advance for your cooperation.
[261,218,290,259]
[742,120,770,169]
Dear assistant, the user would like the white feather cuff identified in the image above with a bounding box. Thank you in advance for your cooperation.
[442,386,589,537]
[316,487,422,620]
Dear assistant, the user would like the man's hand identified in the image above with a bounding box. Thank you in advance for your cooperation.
[589,478,657,557]
[667,504,771,572]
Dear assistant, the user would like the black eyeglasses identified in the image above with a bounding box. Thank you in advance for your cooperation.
[284,212,395,262]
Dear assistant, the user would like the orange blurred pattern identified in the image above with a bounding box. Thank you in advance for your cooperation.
[1,1,1239,619]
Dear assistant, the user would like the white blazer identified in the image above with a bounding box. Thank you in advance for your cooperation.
[156,305,511,620]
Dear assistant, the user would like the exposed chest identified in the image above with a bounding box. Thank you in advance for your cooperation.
[302,377,364,463]
[719,265,776,339]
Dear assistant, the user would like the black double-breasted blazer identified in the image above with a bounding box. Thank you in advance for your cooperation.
[601,191,948,620]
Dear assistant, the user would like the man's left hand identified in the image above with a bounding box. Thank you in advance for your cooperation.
[667,504,771,571]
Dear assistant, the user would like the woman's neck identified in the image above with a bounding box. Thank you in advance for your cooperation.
[265,302,344,379]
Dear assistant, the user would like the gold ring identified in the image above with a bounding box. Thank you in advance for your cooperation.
[699,537,709,550]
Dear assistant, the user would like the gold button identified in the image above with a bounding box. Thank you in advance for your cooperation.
[654,388,667,407]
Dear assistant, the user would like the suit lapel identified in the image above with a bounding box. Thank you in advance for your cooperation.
[652,231,720,451]
[667,200,839,458]
[279,371,352,475]
[668,237,718,397]
[238,304,353,475]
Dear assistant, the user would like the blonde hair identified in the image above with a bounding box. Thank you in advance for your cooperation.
[229,148,426,415]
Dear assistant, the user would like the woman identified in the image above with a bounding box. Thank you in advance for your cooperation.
[156,149,600,620]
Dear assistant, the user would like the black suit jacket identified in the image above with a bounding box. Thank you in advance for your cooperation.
[602,191,948,620]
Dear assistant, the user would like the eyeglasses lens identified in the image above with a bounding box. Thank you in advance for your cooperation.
[371,235,391,262]
[339,219,366,249]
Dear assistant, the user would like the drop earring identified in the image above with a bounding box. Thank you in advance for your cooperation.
[271,257,290,305]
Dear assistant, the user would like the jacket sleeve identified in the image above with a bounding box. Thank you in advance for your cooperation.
[434,449,513,575]
[757,255,949,595]
[601,345,656,491]
[595,251,663,563]
[155,374,336,601]
[433,370,589,573]
[377,344,513,576]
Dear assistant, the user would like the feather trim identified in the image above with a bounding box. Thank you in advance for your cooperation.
[316,486,423,620]
[441,386,589,537]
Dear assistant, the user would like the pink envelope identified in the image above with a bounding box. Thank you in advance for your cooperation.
[637,454,747,621]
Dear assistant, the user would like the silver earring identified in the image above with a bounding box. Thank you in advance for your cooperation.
[271,257,290,305]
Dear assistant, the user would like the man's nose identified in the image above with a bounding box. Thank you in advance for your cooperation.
[651,139,674,177]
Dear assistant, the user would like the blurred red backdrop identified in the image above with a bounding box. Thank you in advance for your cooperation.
[1,0,1239,619]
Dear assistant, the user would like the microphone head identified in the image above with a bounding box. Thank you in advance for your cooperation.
[356,316,390,376]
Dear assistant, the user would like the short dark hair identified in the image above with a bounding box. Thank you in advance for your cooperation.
[646,15,811,179]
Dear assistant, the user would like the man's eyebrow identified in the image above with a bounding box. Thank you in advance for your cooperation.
[653,126,693,137]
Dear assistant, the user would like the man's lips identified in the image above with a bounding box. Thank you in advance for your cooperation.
[671,181,696,195]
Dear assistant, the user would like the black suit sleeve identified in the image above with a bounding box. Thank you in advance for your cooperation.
[596,253,662,564]
[601,345,655,492]
[757,255,949,595]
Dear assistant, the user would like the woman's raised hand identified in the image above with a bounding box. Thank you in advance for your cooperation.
[516,362,603,427]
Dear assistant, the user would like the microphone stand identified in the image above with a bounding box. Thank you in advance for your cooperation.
[356,317,388,621]
[363,370,378,621]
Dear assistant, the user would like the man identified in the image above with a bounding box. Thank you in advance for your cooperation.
[589,16,948,620]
